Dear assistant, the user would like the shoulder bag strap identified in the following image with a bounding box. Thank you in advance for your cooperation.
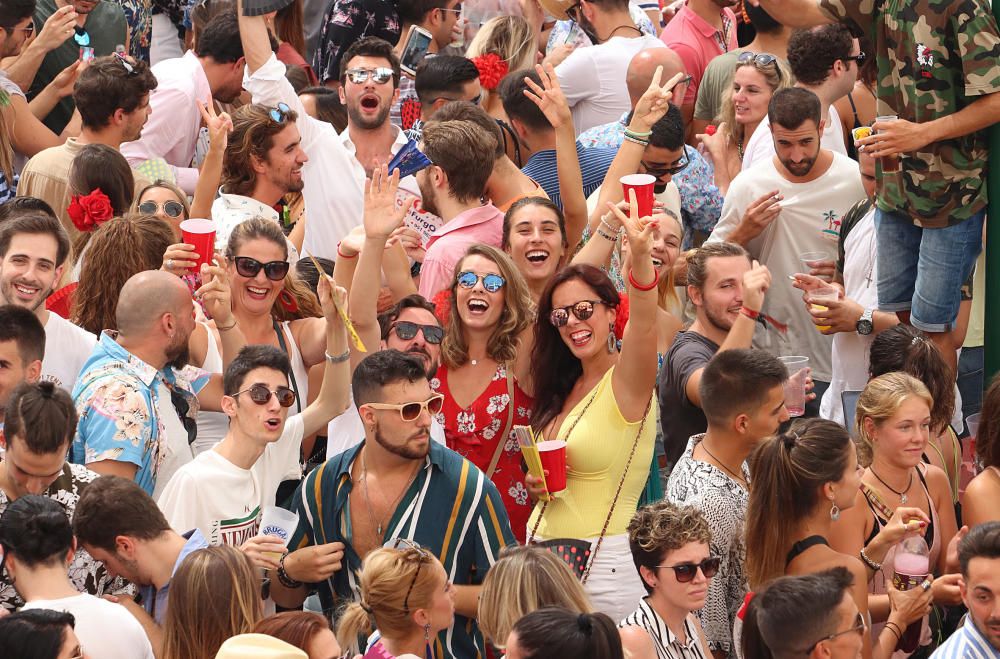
[485,365,516,479]
[273,320,303,415]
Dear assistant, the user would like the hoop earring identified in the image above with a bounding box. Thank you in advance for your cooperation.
[607,322,616,353]
[830,501,840,521]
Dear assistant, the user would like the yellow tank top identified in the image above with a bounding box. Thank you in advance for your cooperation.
[528,367,656,539]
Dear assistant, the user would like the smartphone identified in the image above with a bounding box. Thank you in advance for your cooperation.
[399,25,433,77]
[79,46,95,62]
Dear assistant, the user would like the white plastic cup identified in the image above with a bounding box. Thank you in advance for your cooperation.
[259,506,298,559]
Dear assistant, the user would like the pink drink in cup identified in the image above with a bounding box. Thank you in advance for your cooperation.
[778,356,809,417]
[620,174,656,219]
[536,439,567,493]
[180,218,216,271]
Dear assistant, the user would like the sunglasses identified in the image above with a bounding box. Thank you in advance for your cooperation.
[365,393,444,421]
[73,25,90,47]
[657,556,721,583]
[438,3,462,14]
[456,271,505,293]
[642,147,690,177]
[391,321,444,345]
[738,51,778,67]
[269,101,291,124]
[138,200,185,218]
[385,538,433,612]
[806,611,867,653]
[234,256,290,281]
[114,51,137,76]
[346,67,394,85]
[549,300,607,327]
[7,23,34,36]
[233,383,298,408]
[843,52,867,66]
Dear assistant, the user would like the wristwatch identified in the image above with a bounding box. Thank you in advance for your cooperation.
[856,308,874,335]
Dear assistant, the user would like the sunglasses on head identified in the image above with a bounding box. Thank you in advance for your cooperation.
[385,538,433,612]
[269,102,291,124]
[114,51,137,76]
[738,51,778,67]
[364,393,444,422]
[549,300,607,327]
[391,321,444,345]
[657,556,721,583]
[346,67,394,85]
[233,383,298,407]
[234,256,290,281]
[138,200,185,218]
[457,271,505,293]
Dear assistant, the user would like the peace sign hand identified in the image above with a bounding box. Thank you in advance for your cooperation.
[199,101,234,153]
[522,63,573,129]
[630,66,686,133]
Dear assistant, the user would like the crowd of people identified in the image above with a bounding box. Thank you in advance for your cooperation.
[0,0,997,657]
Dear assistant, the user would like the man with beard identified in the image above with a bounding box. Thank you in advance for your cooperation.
[659,0,738,123]
[19,54,158,241]
[70,270,240,497]
[707,88,863,414]
[271,350,516,659]
[658,241,771,472]
[550,0,665,134]
[27,0,127,134]
[209,103,307,261]
[0,211,95,392]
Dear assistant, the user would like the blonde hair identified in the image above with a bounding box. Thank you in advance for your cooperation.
[718,59,790,145]
[335,546,444,655]
[620,211,683,316]
[161,545,262,659]
[855,372,933,467]
[132,179,191,236]
[478,545,592,647]
[465,15,537,105]
[441,244,534,369]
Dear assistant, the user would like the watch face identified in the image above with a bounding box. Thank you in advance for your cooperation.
[857,319,874,335]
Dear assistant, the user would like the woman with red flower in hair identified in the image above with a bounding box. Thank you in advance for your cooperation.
[66,143,136,278]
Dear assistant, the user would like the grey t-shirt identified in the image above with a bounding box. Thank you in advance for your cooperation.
[658,331,719,471]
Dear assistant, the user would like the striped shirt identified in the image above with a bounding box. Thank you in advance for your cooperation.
[520,142,617,209]
[931,617,1000,658]
[621,599,710,659]
[286,440,516,659]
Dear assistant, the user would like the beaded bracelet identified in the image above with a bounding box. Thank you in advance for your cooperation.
[596,227,618,242]
[859,546,882,572]
[623,135,649,147]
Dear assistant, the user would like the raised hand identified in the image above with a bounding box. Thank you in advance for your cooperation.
[49,60,82,98]
[608,190,658,261]
[741,260,771,313]
[34,5,78,52]
[364,163,413,241]
[631,66,686,133]
[162,242,200,274]
[522,63,572,129]
[388,225,426,263]
[196,257,234,326]
[317,274,347,324]
[199,101,234,153]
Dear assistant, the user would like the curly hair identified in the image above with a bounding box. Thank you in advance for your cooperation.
[627,501,712,593]
[855,372,933,467]
[787,24,854,86]
[222,104,300,198]
[441,244,534,369]
[71,214,174,335]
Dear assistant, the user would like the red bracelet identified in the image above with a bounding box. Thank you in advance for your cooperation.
[336,241,357,259]
[628,268,659,291]
[740,306,760,320]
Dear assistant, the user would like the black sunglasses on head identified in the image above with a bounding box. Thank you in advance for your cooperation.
[234,256,290,281]
[233,383,298,408]
[391,321,444,345]
[385,538,433,612]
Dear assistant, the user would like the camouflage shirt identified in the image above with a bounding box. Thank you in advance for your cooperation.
[818,0,1000,228]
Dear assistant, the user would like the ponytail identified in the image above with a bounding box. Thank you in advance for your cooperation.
[335,603,374,656]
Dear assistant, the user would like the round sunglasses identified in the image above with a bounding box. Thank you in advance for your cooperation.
[656,556,721,583]
[234,256,290,281]
[138,200,185,218]
[390,321,444,345]
[457,271,505,293]
[549,300,608,328]
[364,393,445,422]
[233,383,298,408]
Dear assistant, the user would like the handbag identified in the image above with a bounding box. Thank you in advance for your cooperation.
[528,391,652,583]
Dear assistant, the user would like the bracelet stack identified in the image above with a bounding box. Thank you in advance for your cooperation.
[883,621,902,643]
[277,552,304,588]
[596,216,620,242]
[859,546,882,571]
[624,127,651,147]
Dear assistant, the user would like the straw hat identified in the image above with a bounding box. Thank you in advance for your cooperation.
[214,634,308,659]
[538,0,576,21]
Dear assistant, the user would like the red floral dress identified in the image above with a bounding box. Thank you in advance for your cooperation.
[431,363,533,542]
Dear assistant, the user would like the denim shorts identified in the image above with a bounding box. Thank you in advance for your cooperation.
[875,208,984,332]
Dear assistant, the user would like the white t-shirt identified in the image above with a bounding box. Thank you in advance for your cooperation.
[157,414,304,546]
[151,379,195,500]
[326,396,445,460]
[42,312,97,393]
[23,593,154,659]
[742,104,848,170]
[707,152,865,382]
[556,35,666,134]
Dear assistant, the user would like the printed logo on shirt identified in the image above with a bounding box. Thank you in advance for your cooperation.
[822,210,842,241]
[916,44,934,78]
[41,373,64,388]
[211,506,261,547]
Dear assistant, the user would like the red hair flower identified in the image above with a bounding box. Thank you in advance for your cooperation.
[67,188,114,233]
[472,53,509,91]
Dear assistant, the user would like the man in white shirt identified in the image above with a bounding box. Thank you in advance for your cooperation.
[0,495,153,659]
[121,12,246,193]
[742,24,859,167]
[555,0,666,133]
[707,88,865,410]
[0,211,95,392]
[212,104,307,259]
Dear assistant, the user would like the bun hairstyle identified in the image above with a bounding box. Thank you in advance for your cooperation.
[4,381,78,456]
[745,418,854,589]
[510,607,624,659]
[0,495,73,568]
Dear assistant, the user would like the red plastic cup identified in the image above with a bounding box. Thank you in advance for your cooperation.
[536,440,567,493]
[180,219,216,271]
[620,174,656,219]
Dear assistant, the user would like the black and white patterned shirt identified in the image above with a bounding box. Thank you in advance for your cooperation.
[665,434,750,658]
[0,463,132,612]
[620,598,710,659]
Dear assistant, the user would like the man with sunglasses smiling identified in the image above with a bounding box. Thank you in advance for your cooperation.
[19,53,157,241]
[273,350,516,659]
[157,278,351,572]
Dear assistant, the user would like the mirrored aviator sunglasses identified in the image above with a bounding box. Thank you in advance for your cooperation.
[234,256,290,281]
[456,271,505,293]
[236,383,298,407]
[346,67,394,85]
[138,200,185,218]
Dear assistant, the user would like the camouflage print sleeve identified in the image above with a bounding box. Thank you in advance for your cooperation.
[817,0,873,37]
[954,0,1000,96]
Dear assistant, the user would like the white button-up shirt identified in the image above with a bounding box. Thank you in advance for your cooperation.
[211,190,300,263]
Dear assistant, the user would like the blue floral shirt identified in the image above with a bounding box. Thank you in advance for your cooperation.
[70,332,209,496]
[547,4,656,52]
[578,114,724,248]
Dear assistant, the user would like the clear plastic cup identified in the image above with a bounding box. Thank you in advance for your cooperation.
[778,356,810,417]
[875,115,900,173]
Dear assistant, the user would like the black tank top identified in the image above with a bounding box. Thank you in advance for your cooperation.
[786,535,829,567]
